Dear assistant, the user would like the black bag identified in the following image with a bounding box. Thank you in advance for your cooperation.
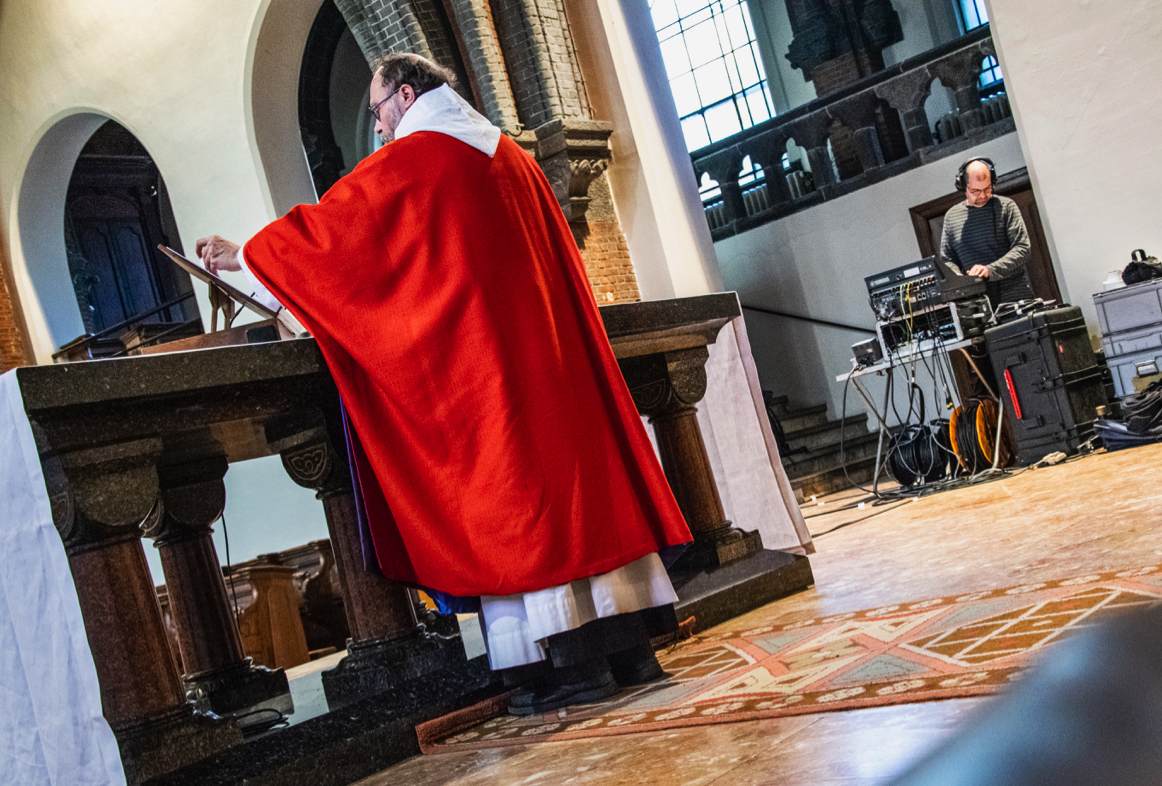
[1122,249,1162,285]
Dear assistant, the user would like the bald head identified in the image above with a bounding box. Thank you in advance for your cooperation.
[964,160,994,208]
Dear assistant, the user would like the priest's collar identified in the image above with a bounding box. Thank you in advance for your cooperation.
[393,83,502,158]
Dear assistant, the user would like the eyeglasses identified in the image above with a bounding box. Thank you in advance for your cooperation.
[966,185,993,197]
[370,86,404,122]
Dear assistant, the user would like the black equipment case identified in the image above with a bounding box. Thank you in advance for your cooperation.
[984,306,1108,465]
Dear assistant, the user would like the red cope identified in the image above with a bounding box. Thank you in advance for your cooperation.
[245,133,692,597]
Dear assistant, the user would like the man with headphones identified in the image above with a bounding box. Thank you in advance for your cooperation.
[939,157,1034,307]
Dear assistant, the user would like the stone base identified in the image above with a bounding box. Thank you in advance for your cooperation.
[143,656,501,786]
[669,527,764,573]
[669,549,814,633]
[116,705,242,785]
[321,631,471,710]
[185,660,293,724]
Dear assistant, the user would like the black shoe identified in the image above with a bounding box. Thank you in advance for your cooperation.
[508,659,618,716]
[607,642,666,686]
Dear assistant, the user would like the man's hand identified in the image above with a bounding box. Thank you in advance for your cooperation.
[967,264,991,278]
[196,235,242,275]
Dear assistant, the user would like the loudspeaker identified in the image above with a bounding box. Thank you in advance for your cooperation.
[956,157,997,191]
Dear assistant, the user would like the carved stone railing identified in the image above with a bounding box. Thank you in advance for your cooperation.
[692,26,1013,241]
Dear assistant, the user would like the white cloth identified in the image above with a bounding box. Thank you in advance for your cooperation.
[698,311,814,555]
[478,553,678,669]
[0,371,126,785]
[394,83,502,157]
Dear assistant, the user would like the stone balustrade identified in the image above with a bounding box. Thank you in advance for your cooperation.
[692,26,1013,241]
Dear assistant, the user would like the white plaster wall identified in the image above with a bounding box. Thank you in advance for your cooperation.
[566,0,726,299]
[715,132,1026,422]
[0,0,332,580]
[986,0,1162,334]
[749,0,818,114]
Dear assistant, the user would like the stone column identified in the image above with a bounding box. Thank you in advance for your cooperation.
[44,441,240,784]
[832,94,885,174]
[280,434,473,708]
[143,456,292,720]
[747,129,794,209]
[876,69,936,154]
[617,349,762,571]
[932,47,987,133]
[696,148,746,228]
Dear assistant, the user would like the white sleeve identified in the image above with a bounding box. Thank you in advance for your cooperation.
[237,244,284,313]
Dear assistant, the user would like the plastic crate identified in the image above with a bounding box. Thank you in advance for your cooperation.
[1101,323,1162,358]
[1093,278,1162,336]
[1106,346,1162,398]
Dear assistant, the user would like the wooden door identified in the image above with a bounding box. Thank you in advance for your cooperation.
[909,167,1062,304]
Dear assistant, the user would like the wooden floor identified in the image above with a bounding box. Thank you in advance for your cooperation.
[355,443,1162,786]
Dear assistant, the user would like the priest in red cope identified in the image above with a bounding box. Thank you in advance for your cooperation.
[197,53,692,714]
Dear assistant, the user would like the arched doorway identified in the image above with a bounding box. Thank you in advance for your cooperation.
[299,0,376,197]
[63,120,200,354]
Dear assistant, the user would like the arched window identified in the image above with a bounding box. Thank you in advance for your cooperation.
[652,0,774,153]
[979,55,1003,90]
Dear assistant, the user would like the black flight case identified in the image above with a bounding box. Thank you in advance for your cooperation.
[984,305,1108,465]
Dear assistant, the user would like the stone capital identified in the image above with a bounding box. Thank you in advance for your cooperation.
[534,119,614,224]
[45,438,163,551]
[280,436,351,500]
[143,457,229,545]
[618,347,711,420]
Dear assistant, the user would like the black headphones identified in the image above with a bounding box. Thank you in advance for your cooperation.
[956,157,996,191]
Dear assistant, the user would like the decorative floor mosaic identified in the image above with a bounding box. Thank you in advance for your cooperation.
[420,566,1162,752]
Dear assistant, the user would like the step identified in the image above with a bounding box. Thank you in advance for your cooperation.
[782,431,883,479]
[771,403,829,434]
[763,394,792,418]
[792,455,879,503]
[784,413,870,452]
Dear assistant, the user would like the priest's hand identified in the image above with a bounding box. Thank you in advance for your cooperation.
[196,235,243,275]
[967,264,991,278]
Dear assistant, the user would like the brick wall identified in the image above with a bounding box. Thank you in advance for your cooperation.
[0,229,31,371]
[332,0,642,302]
[573,220,640,304]
[489,0,590,129]
[448,0,521,131]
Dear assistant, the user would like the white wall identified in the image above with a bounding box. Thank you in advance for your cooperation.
[0,0,333,582]
[715,132,1026,422]
[749,0,817,113]
[986,0,1162,334]
[566,0,726,299]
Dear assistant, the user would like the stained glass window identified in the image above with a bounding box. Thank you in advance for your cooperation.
[652,0,775,153]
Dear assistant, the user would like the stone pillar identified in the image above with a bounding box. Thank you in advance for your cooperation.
[832,94,885,174]
[876,68,936,154]
[143,457,292,720]
[44,441,240,784]
[747,129,794,208]
[932,47,987,133]
[617,349,762,571]
[280,435,472,708]
[696,148,746,228]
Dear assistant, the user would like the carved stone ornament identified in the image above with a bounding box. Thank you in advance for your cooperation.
[859,0,904,50]
[282,443,331,488]
[281,439,352,499]
[534,119,614,224]
[785,5,846,79]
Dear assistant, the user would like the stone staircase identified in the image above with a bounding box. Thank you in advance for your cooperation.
[766,394,883,502]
